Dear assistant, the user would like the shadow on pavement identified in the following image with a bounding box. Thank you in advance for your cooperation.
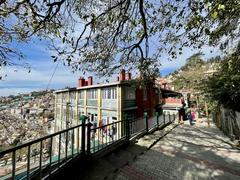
[52,121,240,180]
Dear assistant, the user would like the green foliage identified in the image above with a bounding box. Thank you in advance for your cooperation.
[207,56,221,64]
[181,52,205,71]
[171,52,206,90]
[0,0,239,77]
[200,51,240,111]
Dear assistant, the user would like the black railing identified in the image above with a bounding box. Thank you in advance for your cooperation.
[0,113,177,180]
[0,123,84,180]
[89,120,126,153]
[89,113,177,154]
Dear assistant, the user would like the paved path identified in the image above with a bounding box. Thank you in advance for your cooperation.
[115,119,240,180]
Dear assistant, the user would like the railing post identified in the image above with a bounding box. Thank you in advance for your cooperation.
[49,137,53,176]
[169,113,171,123]
[39,140,43,179]
[145,113,148,133]
[27,145,31,179]
[125,115,130,141]
[86,122,92,154]
[156,112,159,127]
[71,129,74,157]
[163,113,165,125]
[65,131,68,160]
[80,116,86,154]
[12,150,16,179]
[58,133,61,168]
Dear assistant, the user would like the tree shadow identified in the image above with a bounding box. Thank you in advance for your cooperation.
[51,122,240,180]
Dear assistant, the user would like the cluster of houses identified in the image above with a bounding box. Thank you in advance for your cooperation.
[0,91,55,122]
[0,91,55,150]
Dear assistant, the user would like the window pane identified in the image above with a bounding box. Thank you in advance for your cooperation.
[102,89,105,99]
[79,91,84,99]
[114,88,117,99]
[125,87,135,100]
[143,88,147,101]
[87,89,97,99]
[108,88,111,99]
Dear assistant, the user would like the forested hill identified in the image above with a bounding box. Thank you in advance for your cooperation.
[166,53,221,92]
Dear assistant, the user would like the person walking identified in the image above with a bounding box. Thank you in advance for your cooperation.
[191,105,197,123]
[178,102,186,123]
[187,109,193,125]
[187,104,196,125]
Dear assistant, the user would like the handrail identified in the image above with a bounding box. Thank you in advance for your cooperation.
[0,123,83,156]
[91,120,122,130]
[0,113,177,179]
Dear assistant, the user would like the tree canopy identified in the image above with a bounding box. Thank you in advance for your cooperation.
[181,52,205,71]
[200,50,240,111]
[170,52,207,91]
[1,0,239,77]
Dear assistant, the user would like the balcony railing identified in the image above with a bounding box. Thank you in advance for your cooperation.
[0,113,177,180]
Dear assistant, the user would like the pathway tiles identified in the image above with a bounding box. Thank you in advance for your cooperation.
[77,123,178,180]
[116,119,240,180]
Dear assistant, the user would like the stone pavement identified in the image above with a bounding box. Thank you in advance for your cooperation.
[75,123,178,180]
[115,119,240,180]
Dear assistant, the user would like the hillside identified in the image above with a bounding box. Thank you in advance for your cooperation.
[166,54,221,93]
[0,90,55,151]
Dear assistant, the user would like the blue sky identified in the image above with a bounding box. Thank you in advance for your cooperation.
[0,38,220,96]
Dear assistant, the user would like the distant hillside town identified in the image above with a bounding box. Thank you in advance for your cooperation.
[0,90,55,151]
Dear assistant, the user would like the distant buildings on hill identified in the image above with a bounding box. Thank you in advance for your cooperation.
[0,90,55,149]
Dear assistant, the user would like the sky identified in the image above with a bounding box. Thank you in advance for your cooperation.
[0,38,220,97]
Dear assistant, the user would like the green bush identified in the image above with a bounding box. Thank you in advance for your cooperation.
[201,51,240,111]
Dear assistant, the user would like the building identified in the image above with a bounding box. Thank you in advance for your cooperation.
[156,78,183,114]
[54,70,163,132]
[51,71,183,156]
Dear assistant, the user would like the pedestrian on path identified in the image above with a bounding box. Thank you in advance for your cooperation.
[178,101,186,123]
[191,105,197,123]
[187,109,193,125]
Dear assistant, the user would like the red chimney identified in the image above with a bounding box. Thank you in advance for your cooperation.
[163,83,167,89]
[78,78,81,87]
[85,80,88,86]
[88,76,93,86]
[117,76,120,81]
[119,69,125,81]
[126,72,131,80]
[78,77,85,87]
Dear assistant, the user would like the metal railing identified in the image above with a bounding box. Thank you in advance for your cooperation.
[89,120,126,153]
[89,113,177,154]
[0,123,84,180]
[0,113,177,179]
